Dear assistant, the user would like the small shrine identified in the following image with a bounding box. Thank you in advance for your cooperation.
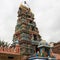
[29,40,56,60]
[37,40,54,57]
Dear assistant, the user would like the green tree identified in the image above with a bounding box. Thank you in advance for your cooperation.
[0,40,10,47]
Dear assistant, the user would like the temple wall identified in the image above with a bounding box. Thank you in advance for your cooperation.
[0,54,21,60]
[0,44,20,55]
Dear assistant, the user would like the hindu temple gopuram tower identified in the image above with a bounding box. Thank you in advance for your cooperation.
[12,4,41,56]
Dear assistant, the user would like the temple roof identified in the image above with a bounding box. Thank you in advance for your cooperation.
[19,4,31,11]
[38,40,51,48]
[19,4,34,17]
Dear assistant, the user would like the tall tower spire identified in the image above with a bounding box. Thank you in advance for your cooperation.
[13,4,41,55]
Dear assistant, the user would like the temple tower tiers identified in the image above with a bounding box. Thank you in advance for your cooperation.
[12,4,41,55]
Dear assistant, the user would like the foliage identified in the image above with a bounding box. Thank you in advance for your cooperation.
[0,40,10,47]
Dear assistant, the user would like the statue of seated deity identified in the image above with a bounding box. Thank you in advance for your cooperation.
[40,48,48,57]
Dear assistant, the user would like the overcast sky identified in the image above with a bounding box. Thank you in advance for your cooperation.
[0,0,60,43]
